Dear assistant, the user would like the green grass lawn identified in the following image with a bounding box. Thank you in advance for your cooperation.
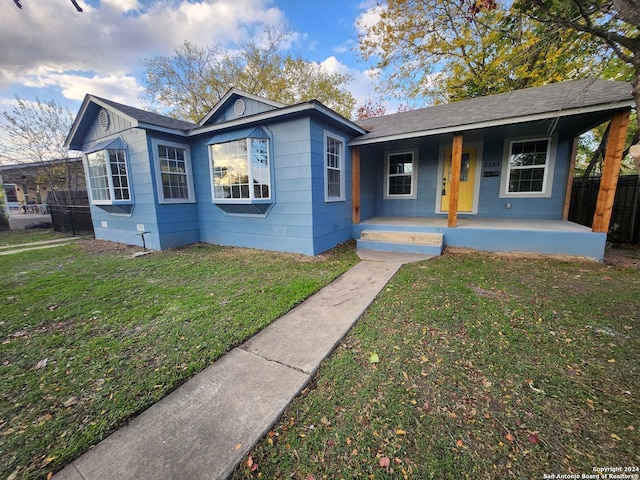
[231,252,640,480]
[0,229,69,247]
[0,237,359,480]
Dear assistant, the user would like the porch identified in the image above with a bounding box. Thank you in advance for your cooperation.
[353,217,606,261]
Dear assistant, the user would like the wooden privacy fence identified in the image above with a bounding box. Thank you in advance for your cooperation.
[569,175,640,243]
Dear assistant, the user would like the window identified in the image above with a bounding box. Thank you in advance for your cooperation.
[153,140,194,203]
[500,138,555,197]
[385,150,417,199]
[86,148,131,204]
[324,132,345,201]
[210,138,271,201]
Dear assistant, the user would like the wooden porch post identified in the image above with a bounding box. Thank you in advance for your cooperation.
[592,109,630,233]
[448,133,463,227]
[351,146,360,224]
[563,136,579,220]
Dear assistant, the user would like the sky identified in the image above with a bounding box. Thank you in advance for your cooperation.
[0,0,385,122]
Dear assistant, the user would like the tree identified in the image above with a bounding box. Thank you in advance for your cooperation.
[0,97,80,204]
[359,0,639,168]
[143,25,356,122]
[359,0,613,104]
[509,0,640,169]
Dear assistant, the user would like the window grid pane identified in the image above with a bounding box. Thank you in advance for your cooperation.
[211,140,250,199]
[109,149,130,200]
[159,145,189,199]
[87,151,111,201]
[326,137,342,198]
[508,140,548,193]
[251,139,270,199]
[387,152,414,196]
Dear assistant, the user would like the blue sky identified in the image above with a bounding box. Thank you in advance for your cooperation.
[0,0,383,121]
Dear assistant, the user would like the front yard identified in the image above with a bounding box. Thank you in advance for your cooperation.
[2,231,638,479]
[232,251,639,479]
[0,234,359,480]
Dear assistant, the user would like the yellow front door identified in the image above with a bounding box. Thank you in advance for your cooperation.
[441,146,477,212]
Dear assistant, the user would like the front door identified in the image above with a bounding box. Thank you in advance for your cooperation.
[441,146,477,212]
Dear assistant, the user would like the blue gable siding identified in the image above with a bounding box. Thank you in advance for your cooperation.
[203,96,281,125]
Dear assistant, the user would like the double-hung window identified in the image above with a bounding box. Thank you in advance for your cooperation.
[384,150,417,199]
[501,137,555,197]
[153,140,195,203]
[86,147,131,204]
[325,132,345,201]
[210,138,271,201]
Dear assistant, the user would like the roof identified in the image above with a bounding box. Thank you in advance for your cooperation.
[351,79,634,146]
[91,96,198,131]
[66,94,364,151]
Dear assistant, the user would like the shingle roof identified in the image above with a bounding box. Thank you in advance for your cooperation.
[92,96,198,131]
[352,79,634,145]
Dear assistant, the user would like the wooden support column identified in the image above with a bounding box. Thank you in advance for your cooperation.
[351,146,360,224]
[563,136,579,220]
[592,109,630,233]
[448,133,463,227]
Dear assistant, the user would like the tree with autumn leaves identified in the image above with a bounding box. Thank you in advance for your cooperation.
[359,0,639,166]
[143,25,356,123]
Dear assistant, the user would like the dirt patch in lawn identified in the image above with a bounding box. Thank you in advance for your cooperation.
[604,243,640,268]
[76,239,146,257]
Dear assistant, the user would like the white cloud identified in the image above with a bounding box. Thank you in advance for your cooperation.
[0,0,286,89]
[21,69,145,106]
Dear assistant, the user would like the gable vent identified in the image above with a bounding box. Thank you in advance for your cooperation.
[234,98,246,116]
[99,109,110,131]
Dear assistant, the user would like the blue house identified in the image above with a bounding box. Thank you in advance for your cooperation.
[65,79,634,260]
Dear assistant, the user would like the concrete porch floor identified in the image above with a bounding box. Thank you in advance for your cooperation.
[353,216,605,260]
[359,216,592,232]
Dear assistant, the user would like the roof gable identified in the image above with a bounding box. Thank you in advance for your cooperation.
[65,95,198,151]
[199,88,286,126]
[352,79,634,145]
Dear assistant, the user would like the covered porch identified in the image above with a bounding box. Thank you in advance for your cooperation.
[349,83,633,262]
[352,216,606,260]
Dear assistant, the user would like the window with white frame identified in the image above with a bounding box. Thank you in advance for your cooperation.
[210,138,271,201]
[153,140,194,203]
[325,133,345,201]
[501,138,553,196]
[86,148,131,204]
[385,150,417,199]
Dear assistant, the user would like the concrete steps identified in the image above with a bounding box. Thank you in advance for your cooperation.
[356,230,444,255]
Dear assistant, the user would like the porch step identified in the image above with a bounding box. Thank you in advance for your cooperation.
[357,230,444,255]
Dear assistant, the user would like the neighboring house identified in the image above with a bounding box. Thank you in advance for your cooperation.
[65,80,634,260]
[0,158,86,208]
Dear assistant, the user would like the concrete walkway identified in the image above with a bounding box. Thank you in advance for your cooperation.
[53,251,433,480]
[0,237,84,255]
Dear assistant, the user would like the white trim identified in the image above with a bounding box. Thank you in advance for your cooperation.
[209,137,273,203]
[151,139,196,204]
[436,142,483,214]
[324,130,346,202]
[84,147,134,206]
[499,136,557,198]
[383,149,418,200]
